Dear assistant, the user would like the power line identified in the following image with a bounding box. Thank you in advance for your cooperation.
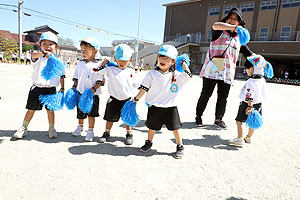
[0,3,160,44]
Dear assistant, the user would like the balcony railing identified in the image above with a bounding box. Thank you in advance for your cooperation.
[164,31,300,43]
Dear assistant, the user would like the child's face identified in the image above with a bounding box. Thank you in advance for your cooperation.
[115,57,132,69]
[246,67,254,76]
[81,45,97,61]
[158,55,175,72]
[226,13,240,26]
[40,40,57,54]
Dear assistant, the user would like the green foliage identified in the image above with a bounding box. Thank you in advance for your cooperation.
[22,44,34,52]
[0,34,18,57]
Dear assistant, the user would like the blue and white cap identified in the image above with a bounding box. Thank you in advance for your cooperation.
[80,37,100,50]
[158,45,178,60]
[40,31,58,44]
[247,54,266,76]
[114,44,133,61]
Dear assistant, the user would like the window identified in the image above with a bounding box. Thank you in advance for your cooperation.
[207,30,212,41]
[176,34,181,42]
[223,5,237,14]
[280,26,291,41]
[259,27,269,41]
[208,7,220,16]
[196,32,201,44]
[260,0,277,10]
[282,0,300,8]
[240,3,255,12]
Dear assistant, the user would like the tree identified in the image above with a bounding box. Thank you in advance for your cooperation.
[22,44,34,52]
[0,34,18,57]
[58,36,74,46]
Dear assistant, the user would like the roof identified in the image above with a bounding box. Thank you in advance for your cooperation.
[0,30,36,45]
[100,47,114,57]
[163,0,201,7]
[24,25,59,35]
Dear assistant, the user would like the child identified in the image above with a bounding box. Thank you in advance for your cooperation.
[72,37,104,142]
[134,45,192,159]
[94,44,139,145]
[228,55,267,147]
[14,31,65,139]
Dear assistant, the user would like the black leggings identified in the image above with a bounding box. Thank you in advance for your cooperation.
[196,77,231,120]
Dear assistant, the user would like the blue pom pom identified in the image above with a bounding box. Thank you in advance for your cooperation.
[78,89,94,114]
[107,61,118,67]
[121,100,141,127]
[264,61,274,79]
[41,54,66,80]
[245,110,263,129]
[175,54,190,72]
[39,92,64,111]
[64,88,79,110]
[237,27,250,46]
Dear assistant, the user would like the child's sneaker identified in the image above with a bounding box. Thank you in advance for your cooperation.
[175,144,184,159]
[85,130,94,142]
[124,134,133,145]
[48,128,57,139]
[228,137,244,147]
[14,127,27,139]
[99,132,110,143]
[140,140,152,152]
[244,136,251,144]
[72,125,83,137]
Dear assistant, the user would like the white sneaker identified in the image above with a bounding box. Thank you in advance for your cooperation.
[85,130,94,142]
[228,138,244,147]
[49,128,57,139]
[14,127,27,139]
[72,125,83,136]
[244,136,251,144]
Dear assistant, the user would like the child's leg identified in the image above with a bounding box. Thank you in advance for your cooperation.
[46,110,55,129]
[125,125,132,134]
[125,125,133,145]
[247,128,254,138]
[88,116,95,129]
[78,119,84,127]
[148,129,155,141]
[105,121,113,133]
[172,129,182,144]
[23,109,35,128]
[236,121,243,138]
[99,121,113,143]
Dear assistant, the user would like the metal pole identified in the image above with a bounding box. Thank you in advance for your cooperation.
[135,0,142,67]
[18,0,23,57]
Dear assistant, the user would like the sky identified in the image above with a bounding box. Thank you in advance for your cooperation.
[0,0,177,47]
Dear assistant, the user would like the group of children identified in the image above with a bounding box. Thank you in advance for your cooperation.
[13,29,269,159]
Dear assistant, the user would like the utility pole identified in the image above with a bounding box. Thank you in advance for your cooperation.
[135,0,142,67]
[18,0,23,57]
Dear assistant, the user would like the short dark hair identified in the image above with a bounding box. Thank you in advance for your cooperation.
[80,41,94,49]
[244,60,253,69]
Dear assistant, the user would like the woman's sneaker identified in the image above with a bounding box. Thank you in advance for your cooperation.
[48,128,57,139]
[14,127,27,139]
[72,125,83,136]
[195,116,203,127]
[228,138,244,147]
[175,144,184,159]
[214,119,227,129]
[140,140,153,152]
[99,132,110,143]
[85,130,94,142]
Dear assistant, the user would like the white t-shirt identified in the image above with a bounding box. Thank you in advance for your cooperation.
[20,54,25,59]
[95,65,140,100]
[73,60,104,95]
[31,57,64,87]
[239,77,266,104]
[141,67,192,108]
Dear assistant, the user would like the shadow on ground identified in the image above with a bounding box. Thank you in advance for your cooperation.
[68,143,173,158]
[171,134,239,151]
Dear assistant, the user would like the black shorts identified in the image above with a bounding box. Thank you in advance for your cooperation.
[26,85,56,110]
[103,96,130,122]
[77,95,100,119]
[146,105,182,131]
[235,101,262,122]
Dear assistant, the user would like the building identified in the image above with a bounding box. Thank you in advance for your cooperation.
[163,0,300,80]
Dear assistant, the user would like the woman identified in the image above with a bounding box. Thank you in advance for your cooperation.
[195,8,253,129]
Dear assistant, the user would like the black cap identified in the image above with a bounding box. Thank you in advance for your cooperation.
[221,8,245,27]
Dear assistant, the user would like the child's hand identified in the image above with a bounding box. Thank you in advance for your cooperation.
[245,107,253,115]
[132,97,139,103]
[59,88,65,93]
[101,59,110,66]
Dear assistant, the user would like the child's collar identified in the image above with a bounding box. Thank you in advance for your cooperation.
[155,65,175,73]
[81,58,100,63]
